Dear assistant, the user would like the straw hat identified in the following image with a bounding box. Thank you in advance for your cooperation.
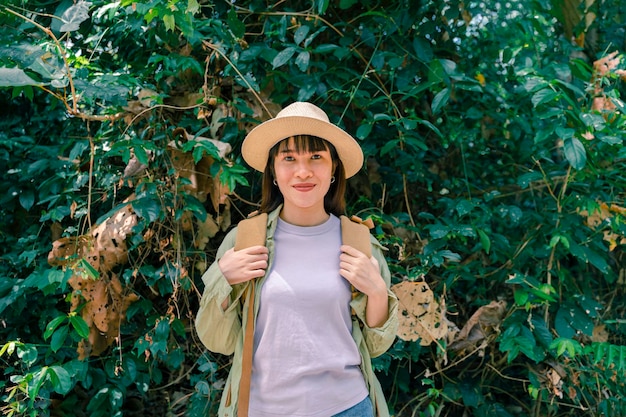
[242,102,364,178]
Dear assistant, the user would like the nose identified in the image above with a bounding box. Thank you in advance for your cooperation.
[295,160,313,178]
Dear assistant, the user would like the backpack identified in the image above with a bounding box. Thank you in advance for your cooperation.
[232,212,374,417]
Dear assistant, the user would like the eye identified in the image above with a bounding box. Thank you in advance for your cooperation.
[283,155,295,161]
[311,154,322,160]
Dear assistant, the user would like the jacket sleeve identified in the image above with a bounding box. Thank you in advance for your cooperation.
[350,236,399,358]
[195,228,247,355]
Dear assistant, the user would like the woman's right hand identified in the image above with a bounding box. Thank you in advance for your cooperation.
[218,245,269,286]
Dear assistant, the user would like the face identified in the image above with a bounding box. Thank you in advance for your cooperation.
[272,137,335,224]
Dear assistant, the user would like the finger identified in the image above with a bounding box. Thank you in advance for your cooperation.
[339,268,354,284]
[248,259,268,271]
[247,268,267,279]
[244,245,269,255]
[340,245,361,257]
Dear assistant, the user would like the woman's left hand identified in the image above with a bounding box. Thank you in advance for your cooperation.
[339,245,387,298]
[340,245,389,328]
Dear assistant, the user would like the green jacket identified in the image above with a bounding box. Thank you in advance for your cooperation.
[195,207,399,417]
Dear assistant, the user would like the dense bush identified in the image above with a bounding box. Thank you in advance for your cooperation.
[1,0,625,416]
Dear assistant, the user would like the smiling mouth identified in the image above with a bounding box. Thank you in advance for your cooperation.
[293,184,315,191]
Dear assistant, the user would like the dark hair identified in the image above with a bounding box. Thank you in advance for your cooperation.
[259,135,347,217]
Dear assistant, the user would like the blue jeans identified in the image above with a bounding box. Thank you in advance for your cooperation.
[332,396,374,417]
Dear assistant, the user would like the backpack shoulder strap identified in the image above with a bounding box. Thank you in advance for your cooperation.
[234,212,268,251]
[340,215,372,258]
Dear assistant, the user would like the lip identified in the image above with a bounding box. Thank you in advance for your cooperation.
[292,183,316,192]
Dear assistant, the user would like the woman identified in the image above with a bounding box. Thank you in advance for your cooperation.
[195,102,398,417]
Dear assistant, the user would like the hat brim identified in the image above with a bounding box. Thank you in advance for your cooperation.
[242,115,364,178]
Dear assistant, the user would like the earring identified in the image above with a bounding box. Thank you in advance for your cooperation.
[273,179,278,186]
[330,176,336,183]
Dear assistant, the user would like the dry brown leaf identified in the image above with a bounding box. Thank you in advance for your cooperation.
[75,274,139,359]
[590,52,624,119]
[48,202,139,359]
[92,203,137,272]
[167,127,232,203]
[592,324,609,343]
[391,280,454,346]
[209,170,231,212]
[449,300,507,353]
[594,51,621,78]
[195,215,220,250]
[580,201,626,251]
[123,152,150,178]
[547,368,564,399]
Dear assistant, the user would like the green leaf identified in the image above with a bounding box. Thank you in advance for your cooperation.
[596,134,623,145]
[295,51,310,72]
[431,88,450,115]
[133,143,149,165]
[530,316,553,348]
[455,225,476,237]
[163,14,176,31]
[272,47,297,69]
[0,67,43,87]
[29,367,49,401]
[568,240,609,273]
[69,315,90,339]
[528,284,556,302]
[380,139,399,156]
[44,316,68,340]
[516,172,543,189]
[50,325,69,352]
[315,0,330,14]
[17,344,38,367]
[550,337,580,358]
[48,366,73,395]
[583,246,609,273]
[428,224,450,239]
[477,229,490,254]
[0,341,17,357]
[227,8,245,38]
[303,26,326,48]
[232,98,255,116]
[339,0,358,9]
[555,303,594,338]
[78,258,100,280]
[186,0,200,14]
[181,195,207,222]
[580,112,606,130]
[458,380,482,407]
[549,235,560,248]
[19,189,35,211]
[575,294,603,318]
[294,25,311,46]
[59,0,91,32]
[356,122,373,139]
[514,289,528,306]
[563,137,586,170]
[132,197,161,222]
[531,89,558,107]
[455,199,474,216]
[439,250,461,262]
[555,126,575,140]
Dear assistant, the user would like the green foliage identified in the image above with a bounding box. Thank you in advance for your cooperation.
[1,0,625,416]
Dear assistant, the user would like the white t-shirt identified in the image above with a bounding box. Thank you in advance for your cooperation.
[248,215,368,416]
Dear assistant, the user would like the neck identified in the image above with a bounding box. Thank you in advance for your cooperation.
[279,205,329,226]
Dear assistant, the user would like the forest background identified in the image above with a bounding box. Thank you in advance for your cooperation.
[1,0,625,416]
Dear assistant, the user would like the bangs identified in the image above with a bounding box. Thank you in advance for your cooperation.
[275,135,331,154]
